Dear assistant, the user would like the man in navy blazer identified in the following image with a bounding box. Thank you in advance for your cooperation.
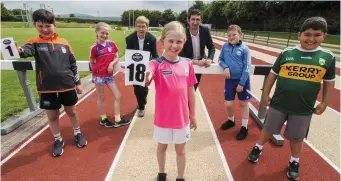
[126,16,158,117]
[180,9,215,91]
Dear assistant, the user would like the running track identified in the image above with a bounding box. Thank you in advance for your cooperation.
[1,38,340,181]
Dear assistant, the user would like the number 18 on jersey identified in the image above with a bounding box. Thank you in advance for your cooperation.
[125,49,150,86]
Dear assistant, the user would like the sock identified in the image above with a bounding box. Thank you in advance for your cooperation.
[255,143,263,150]
[290,156,299,163]
[228,116,235,122]
[54,132,63,141]
[115,114,121,122]
[101,114,107,121]
[73,127,81,136]
[242,119,248,129]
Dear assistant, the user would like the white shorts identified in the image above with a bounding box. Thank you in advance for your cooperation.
[153,124,191,144]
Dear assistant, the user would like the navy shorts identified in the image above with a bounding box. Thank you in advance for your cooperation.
[224,78,251,101]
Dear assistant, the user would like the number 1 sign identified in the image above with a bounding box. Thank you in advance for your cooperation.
[1,37,20,59]
[124,49,150,86]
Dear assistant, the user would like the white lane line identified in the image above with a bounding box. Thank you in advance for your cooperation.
[197,89,235,181]
[104,111,138,181]
[246,90,341,173]
[1,88,97,166]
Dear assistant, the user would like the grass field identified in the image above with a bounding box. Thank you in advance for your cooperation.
[215,29,340,45]
[1,28,161,122]
[1,21,97,28]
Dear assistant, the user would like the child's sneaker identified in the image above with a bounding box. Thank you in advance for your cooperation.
[236,126,248,140]
[247,146,262,163]
[287,161,300,180]
[220,119,235,130]
[100,118,118,128]
[115,118,132,127]
[156,173,167,181]
[75,133,87,148]
[52,139,64,157]
[176,179,185,181]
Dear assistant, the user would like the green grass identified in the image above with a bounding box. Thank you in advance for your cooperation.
[216,29,340,45]
[1,28,160,122]
[1,21,97,28]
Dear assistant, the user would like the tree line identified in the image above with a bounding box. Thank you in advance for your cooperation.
[2,1,340,34]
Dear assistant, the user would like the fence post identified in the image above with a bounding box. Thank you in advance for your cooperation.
[257,75,268,119]
[16,70,38,112]
[266,31,270,46]
[253,31,256,43]
[286,32,292,47]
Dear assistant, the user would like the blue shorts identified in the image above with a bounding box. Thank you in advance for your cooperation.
[224,78,251,101]
[92,76,114,85]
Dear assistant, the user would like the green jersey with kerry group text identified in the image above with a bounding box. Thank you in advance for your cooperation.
[270,45,335,115]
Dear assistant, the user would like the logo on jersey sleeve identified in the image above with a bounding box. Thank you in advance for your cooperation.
[61,47,66,53]
[279,63,326,82]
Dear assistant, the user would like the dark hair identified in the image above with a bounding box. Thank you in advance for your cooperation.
[32,9,55,24]
[188,9,202,20]
[300,17,327,33]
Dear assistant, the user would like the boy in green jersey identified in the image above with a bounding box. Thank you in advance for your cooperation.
[247,17,335,180]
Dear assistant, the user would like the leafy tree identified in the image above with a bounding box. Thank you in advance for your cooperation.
[69,14,75,18]
[160,9,176,26]
[177,10,187,25]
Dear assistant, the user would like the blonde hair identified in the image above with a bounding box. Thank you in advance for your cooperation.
[95,22,111,39]
[161,21,186,40]
[135,16,149,27]
[227,24,242,34]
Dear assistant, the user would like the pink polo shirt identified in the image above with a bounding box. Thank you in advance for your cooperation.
[148,56,197,129]
[90,40,118,77]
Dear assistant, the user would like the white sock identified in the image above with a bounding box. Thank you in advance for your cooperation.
[228,116,235,122]
[255,143,263,150]
[73,127,81,136]
[290,156,299,163]
[242,119,248,128]
[115,114,121,122]
[54,132,62,141]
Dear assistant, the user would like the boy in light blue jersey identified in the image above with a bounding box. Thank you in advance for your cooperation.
[218,24,251,140]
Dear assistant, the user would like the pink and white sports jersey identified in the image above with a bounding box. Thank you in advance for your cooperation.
[90,40,118,77]
[149,56,197,129]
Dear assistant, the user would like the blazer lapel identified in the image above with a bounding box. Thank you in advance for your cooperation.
[199,26,205,56]
[186,28,193,56]
[134,32,140,50]
[143,33,150,51]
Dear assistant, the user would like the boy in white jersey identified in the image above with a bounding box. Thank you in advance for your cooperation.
[247,17,335,180]
[146,21,197,181]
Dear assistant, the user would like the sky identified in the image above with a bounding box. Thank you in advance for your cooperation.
[3,0,210,17]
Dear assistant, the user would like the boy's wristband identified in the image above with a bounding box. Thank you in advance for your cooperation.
[75,80,81,85]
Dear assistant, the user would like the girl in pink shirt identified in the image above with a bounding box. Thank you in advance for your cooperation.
[146,21,197,181]
[90,22,131,128]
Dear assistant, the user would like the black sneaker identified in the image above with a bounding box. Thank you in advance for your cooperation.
[221,119,235,130]
[156,173,167,181]
[236,126,248,140]
[287,161,300,180]
[248,146,262,163]
[100,118,118,128]
[176,179,185,181]
[74,133,87,148]
[52,140,65,157]
[115,118,132,127]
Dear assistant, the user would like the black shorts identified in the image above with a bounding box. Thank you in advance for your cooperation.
[39,90,78,110]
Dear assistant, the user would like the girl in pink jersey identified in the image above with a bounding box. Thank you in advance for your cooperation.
[146,21,197,181]
[90,22,131,128]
